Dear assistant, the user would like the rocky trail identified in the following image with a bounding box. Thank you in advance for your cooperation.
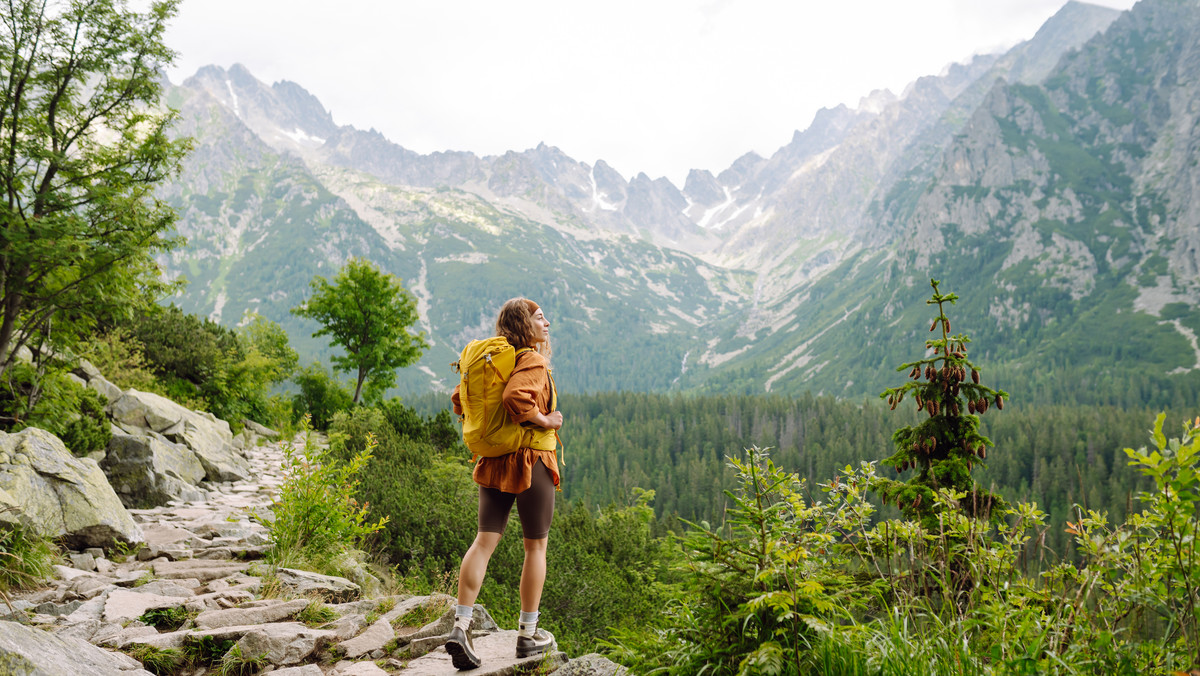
[1,429,625,675]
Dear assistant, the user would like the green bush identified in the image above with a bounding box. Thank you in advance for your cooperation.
[291,363,354,430]
[106,305,297,428]
[0,363,110,456]
[79,328,160,392]
[259,418,387,578]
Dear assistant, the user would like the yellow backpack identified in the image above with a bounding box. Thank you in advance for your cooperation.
[453,337,558,458]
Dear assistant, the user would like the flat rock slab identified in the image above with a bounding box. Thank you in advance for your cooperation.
[194,598,309,629]
[339,617,394,658]
[153,559,247,581]
[233,621,338,666]
[402,630,566,676]
[274,567,360,602]
[272,666,325,676]
[104,589,186,623]
[334,661,389,675]
[0,619,153,675]
[140,522,197,546]
[550,653,631,675]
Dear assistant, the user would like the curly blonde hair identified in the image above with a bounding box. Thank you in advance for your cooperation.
[495,297,552,359]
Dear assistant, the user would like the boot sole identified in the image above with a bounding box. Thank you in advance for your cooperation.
[445,638,481,670]
[515,642,556,659]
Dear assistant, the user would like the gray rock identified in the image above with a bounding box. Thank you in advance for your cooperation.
[0,619,153,674]
[62,594,107,624]
[273,567,360,602]
[242,419,280,438]
[32,600,82,617]
[102,432,206,508]
[338,617,394,658]
[270,666,324,676]
[550,653,632,676]
[69,552,97,571]
[52,617,100,641]
[108,389,251,482]
[68,575,118,600]
[228,622,337,665]
[402,630,566,675]
[194,598,308,629]
[152,558,247,581]
[333,661,388,675]
[0,427,143,549]
[103,589,187,623]
[331,613,367,640]
[130,579,196,597]
[140,522,197,547]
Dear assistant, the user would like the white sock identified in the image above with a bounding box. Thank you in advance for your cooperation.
[454,604,473,630]
[518,610,539,637]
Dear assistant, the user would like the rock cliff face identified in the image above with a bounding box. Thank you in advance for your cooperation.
[155,0,1200,401]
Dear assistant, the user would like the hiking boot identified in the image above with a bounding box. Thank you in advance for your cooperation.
[515,627,556,659]
[445,625,481,670]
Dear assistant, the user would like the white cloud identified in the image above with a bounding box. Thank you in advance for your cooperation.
[163,0,1137,186]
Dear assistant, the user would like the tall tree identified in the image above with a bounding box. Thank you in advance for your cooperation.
[292,257,427,404]
[0,0,189,374]
[875,278,1010,525]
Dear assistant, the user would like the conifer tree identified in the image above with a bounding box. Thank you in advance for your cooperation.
[875,279,1009,523]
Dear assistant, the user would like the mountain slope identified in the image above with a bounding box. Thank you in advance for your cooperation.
[154,0,1200,406]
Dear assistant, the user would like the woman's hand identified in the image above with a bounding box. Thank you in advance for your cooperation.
[532,410,563,430]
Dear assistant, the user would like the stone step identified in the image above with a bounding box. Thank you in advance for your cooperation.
[399,630,566,675]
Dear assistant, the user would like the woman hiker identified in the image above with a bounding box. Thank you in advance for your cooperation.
[445,297,562,670]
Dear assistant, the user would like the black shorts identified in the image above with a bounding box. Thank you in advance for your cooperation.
[477,459,555,539]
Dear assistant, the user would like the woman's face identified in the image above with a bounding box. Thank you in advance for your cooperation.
[531,308,550,343]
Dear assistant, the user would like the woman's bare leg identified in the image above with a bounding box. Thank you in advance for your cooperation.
[457,531,502,606]
[519,537,548,612]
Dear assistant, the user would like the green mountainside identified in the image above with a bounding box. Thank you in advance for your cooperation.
[157,0,1200,407]
[677,0,1200,407]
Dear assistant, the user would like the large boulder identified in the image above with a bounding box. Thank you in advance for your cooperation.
[109,389,251,482]
[0,619,153,674]
[0,428,143,549]
[72,359,123,404]
[102,432,207,508]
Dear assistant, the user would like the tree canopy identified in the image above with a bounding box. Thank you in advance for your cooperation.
[292,257,427,404]
[0,0,190,374]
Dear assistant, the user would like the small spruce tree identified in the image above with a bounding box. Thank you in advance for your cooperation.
[874,279,1009,524]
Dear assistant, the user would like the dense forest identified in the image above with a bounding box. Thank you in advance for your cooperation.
[412,390,1174,560]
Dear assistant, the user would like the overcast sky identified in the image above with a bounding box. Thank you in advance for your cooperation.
[163,0,1137,186]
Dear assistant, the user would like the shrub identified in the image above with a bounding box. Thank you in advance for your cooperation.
[108,305,297,427]
[259,418,387,578]
[291,363,354,430]
[79,328,159,392]
[0,363,110,455]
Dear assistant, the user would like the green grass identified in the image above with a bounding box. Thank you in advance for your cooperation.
[391,597,450,632]
[296,599,338,627]
[216,644,268,676]
[138,606,197,631]
[126,644,184,675]
[0,521,58,591]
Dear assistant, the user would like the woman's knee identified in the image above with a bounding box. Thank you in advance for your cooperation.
[522,537,548,554]
[471,531,503,555]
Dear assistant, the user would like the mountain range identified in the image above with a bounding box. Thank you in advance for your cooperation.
[156,0,1200,406]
